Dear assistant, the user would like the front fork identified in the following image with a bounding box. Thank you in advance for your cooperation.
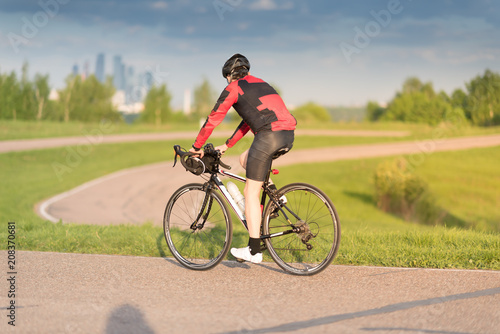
[189,184,213,231]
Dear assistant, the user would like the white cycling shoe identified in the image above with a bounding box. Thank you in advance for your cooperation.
[231,246,262,264]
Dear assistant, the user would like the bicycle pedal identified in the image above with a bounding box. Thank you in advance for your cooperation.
[236,258,246,263]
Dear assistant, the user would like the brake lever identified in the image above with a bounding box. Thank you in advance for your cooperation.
[219,160,232,170]
[172,145,182,167]
[173,152,178,167]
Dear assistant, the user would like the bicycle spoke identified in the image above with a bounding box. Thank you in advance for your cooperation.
[263,183,340,276]
[164,185,232,270]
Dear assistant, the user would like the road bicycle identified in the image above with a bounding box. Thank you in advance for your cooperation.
[163,143,341,275]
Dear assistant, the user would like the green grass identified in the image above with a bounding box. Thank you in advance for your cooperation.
[0,119,201,140]
[338,228,499,269]
[416,148,500,231]
[0,136,498,270]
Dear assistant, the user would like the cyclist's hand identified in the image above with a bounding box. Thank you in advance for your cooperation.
[189,147,204,158]
[215,144,228,155]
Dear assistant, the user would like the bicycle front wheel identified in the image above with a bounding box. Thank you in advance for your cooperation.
[263,183,341,275]
[164,183,232,270]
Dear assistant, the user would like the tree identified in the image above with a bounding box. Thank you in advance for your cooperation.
[382,77,451,125]
[292,102,331,123]
[34,73,50,121]
[58,74,119,122]
[0,71,20,120]
[192,78,216,120]
[365,101,385,121]
[59,74,78,122]
[0,62,37,121]
[141,84,173,125]
[451,89,467,111]
[402,77,424,94]
[18,62,36,120]
[465,69,500,126]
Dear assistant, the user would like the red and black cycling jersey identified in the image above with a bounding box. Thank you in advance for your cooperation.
[193,75,296,149]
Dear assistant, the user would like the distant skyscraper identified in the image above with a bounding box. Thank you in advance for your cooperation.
[127,66,134,79]
[113,55,124,90]
[72,64,79,76]
[95,53,105,83]
[82,61,89,80]
[120,63,126,90]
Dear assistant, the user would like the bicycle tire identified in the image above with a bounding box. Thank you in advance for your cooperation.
[262,183,341,276]
[164,183,233,270]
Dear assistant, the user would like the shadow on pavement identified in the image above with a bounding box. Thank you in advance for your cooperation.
[216,287,500,334]
[105,304,155,334]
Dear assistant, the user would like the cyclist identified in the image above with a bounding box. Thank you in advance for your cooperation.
[189,53,296,264]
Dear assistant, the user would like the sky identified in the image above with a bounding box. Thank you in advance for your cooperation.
[0,0,499,109]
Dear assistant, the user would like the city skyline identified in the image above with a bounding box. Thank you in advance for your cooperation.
[1,0,499,109]
[69,52,155,106]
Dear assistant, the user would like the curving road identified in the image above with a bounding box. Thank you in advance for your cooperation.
[36,133,500,226]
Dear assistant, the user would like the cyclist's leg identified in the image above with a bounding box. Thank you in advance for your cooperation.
[231,131,294,261]
[244,178,264,239]
[239,148,265,238]
[244,131,292,238]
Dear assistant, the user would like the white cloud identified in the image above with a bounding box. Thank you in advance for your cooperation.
[249,0,277,11]
[150,1,168,10]
[237,22,249,31]
[248,0,294,11]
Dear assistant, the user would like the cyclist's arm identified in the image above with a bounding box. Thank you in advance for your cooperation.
[225,120,251,148]
[193,84,238,150]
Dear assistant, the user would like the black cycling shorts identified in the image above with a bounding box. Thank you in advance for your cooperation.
[246,130,294,182]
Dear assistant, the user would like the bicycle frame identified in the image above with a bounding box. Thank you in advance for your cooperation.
[207,169,301,241]
[173,143,302,240]
[212,170,248,229]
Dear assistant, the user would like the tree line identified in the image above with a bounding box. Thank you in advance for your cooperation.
[0,62,214,124]
[366,69,500,126]
[0,63,120,123]
[2,62,498,126]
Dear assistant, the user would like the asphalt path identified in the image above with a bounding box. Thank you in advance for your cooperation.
[36,133,500,225]
[1,251,498,333]
[0,129,409,153]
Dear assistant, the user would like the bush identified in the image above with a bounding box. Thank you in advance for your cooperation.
[291,102,331,123]
[374,158,444,225]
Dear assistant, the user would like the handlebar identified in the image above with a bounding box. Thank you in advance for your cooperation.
[173,144,231,175]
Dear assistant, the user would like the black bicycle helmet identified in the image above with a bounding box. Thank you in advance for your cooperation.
[222,53,250,79]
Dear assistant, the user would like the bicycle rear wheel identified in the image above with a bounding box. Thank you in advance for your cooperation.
[164,183,232,270]
[262,183,341,275]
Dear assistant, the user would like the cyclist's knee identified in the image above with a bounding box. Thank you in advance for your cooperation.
[240,149,249,169]
[244,179,262,199]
